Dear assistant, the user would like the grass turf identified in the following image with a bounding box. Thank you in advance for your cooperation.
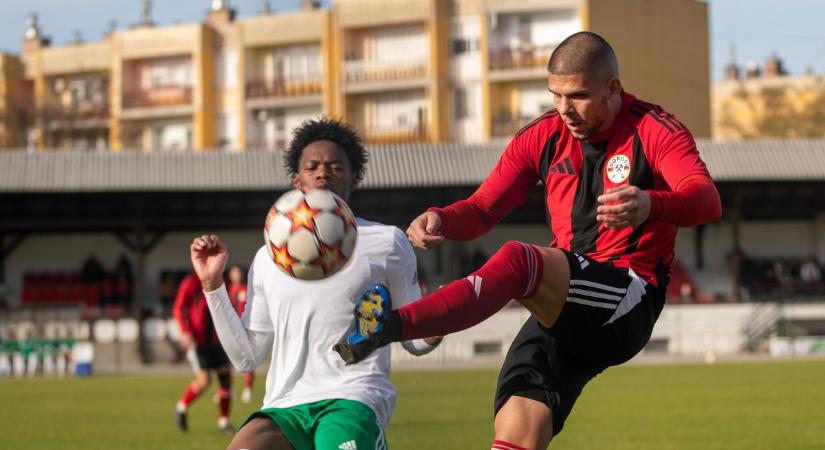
[1,359,824,449]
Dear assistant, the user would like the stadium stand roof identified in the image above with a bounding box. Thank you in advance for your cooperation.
[1,139,824,193]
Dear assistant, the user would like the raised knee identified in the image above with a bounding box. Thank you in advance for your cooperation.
[499,240,529,256]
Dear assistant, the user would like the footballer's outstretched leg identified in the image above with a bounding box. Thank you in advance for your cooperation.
[333,284,396,364]
[334,241,571,365]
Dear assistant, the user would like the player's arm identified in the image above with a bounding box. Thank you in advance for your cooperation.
[191,235,274,371]
[387,229,443,356]
[596,130,721,229]
[408,137,540,248]
[647,130,721,226]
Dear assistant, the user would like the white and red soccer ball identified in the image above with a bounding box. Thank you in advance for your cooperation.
[264,189,357,280]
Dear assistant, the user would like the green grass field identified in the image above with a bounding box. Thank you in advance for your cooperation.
[1,360,824,449]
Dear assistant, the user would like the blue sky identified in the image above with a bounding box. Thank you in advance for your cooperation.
[0,0,823,80]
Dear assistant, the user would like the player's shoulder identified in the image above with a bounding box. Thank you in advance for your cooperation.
[512,109,564,142]
[355,218,412,254]
[628,97,689,136]
[356,218,405,242]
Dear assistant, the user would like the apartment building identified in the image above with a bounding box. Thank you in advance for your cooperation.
[1,0,709,151]
[0,53,27,148]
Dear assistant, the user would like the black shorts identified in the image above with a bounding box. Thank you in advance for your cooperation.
[194,344,230,370]
[494,250,667,435]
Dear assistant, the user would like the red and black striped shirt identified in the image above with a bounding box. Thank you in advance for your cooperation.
[431,91,719,286]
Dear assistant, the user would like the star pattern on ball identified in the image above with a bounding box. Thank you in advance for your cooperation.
[288,200,320,232]
[314,242,346,274]
[335,199,357,230]
[270,243,297,275]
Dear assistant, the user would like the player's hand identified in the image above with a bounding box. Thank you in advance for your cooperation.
[190,235,228,292]
[179,333,194,351]
[596,185,651,230]
[407,211,445,249]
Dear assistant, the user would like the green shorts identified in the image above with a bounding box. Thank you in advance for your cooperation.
[243,398,387,450]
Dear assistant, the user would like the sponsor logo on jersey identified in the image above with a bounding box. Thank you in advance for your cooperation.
[606,154,631,184]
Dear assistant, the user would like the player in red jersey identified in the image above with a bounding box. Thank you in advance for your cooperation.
[335,31,722,448]
[173,273,235,434]
[226,265,255,403]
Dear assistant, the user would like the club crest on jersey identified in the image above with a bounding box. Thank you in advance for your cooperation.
[606,154,631,184]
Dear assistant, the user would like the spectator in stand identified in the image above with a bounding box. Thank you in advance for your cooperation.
[114,255,134,309]
[800,257,822,284]
[81,255,105,307]
[227,265,255,404]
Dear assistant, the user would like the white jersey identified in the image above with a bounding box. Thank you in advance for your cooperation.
[243,218,421,427]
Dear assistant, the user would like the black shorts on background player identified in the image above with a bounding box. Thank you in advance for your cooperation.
[195,344,230,369]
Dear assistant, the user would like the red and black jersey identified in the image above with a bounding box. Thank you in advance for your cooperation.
[432,91,717,286]
[228,283,248,316]
[173,274,220,346]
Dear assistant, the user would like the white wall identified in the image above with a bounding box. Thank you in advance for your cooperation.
[518,80,553,118]
[529,10,580,47]
[451,15,482,81]
[489,9,579,49]
[454,83,483,143]
[675,220,825,298]
[373,90,427,131]
[392,301,825,367]
[153,120,192,152]
[249,106,322,149]
[373,24,428,64]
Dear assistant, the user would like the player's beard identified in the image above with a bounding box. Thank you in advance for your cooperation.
[571,96,610,140]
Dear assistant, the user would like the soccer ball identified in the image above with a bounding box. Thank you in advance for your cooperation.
[264,189,357,280]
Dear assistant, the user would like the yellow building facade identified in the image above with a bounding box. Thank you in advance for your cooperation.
[713,73,825,140]
[1,0,709,151]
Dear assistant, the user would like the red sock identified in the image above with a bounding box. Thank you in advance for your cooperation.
[217,387,231,419]
[180,381,202,407]
[244,372,254,389]
[491,439,530,450]
[397,241,543,341]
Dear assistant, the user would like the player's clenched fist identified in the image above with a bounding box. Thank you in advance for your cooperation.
[596,185,651,230]
[406,211,445,249]
[190,234,228,291]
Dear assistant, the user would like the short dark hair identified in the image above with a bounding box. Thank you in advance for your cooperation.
[283,117,369,185]
[547,31,619,80]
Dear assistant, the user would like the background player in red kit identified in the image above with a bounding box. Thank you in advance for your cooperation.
[226,265,255,403]
[336,31,722,449]
[173,273,235,434]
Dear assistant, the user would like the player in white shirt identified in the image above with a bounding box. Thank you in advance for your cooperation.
[191,118,442,450]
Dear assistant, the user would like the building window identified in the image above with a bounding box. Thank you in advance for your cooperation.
[452,38,480,55]
[455,88,468,119]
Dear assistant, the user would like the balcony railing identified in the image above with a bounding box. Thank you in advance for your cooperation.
[245,139,290,152]
[122,85,193,109]
[344,59,428,84]
[245,75,323,99]
[362,122,428,144]
[44,103,110,120]
[491,115,532,137]
[488,44,556,71]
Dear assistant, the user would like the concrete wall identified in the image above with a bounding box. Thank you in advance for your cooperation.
[392,301,825,368]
